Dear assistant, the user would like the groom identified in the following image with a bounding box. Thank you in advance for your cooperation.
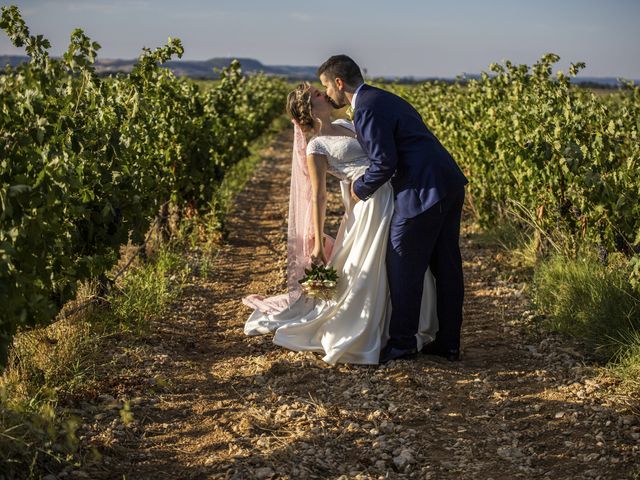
[318,55,468,363]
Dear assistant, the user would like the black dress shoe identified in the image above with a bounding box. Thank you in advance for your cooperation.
[421,340,461,361]
[379,345,417,364]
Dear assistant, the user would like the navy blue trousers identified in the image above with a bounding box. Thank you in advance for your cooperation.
[386,188,465,350]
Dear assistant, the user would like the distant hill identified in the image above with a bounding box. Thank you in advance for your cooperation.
[0,55,317,80]
[384,72,638,87]
[0,54,636,86]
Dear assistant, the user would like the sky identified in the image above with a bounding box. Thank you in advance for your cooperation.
[1,0,639,79]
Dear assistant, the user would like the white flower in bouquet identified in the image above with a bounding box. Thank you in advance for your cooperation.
[299,264,339,301]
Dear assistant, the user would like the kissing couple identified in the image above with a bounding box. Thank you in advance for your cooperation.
[243,55,468,365]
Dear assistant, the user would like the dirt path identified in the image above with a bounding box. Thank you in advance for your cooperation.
[76,129,639,480]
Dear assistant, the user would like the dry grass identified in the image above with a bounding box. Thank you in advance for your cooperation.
[2,127,638,479]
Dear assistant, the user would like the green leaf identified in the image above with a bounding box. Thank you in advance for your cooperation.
[8,184,31,196]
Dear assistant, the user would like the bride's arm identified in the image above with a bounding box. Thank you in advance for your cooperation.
[306,153,328,265]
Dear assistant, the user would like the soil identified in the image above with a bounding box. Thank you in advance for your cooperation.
[68,129,639,480]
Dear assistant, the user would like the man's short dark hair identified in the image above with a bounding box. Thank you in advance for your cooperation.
[317,55,364,87]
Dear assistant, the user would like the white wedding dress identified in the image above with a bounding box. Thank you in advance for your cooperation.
[244,120,438,365]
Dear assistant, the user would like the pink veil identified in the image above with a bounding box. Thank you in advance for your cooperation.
[242,120,334,314]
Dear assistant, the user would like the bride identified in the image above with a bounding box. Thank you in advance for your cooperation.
[242,82,437,365]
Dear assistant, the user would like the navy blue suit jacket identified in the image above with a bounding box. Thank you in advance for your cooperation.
[352,84,468,218]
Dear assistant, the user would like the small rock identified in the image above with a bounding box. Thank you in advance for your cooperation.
[107,401,122,411]
[254,467,274,479]
[380,420,394,433]
[374,460,386,470]
[497,446,524,459]
[393,449,415,469]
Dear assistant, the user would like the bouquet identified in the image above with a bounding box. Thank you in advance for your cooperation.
[299,264,339,301]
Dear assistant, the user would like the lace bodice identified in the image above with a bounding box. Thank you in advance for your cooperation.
[306,120,370,181]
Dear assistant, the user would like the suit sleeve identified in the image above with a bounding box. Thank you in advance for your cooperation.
[352,108,398,201]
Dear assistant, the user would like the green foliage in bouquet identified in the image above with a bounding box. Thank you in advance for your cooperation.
[299,264,339,301]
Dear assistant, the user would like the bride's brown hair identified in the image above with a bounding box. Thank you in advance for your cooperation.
[286,82,314,133]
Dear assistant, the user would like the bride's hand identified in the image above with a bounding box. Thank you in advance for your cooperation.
[310,246,327,266]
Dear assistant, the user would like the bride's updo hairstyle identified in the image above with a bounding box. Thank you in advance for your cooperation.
[286,82,314,133]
